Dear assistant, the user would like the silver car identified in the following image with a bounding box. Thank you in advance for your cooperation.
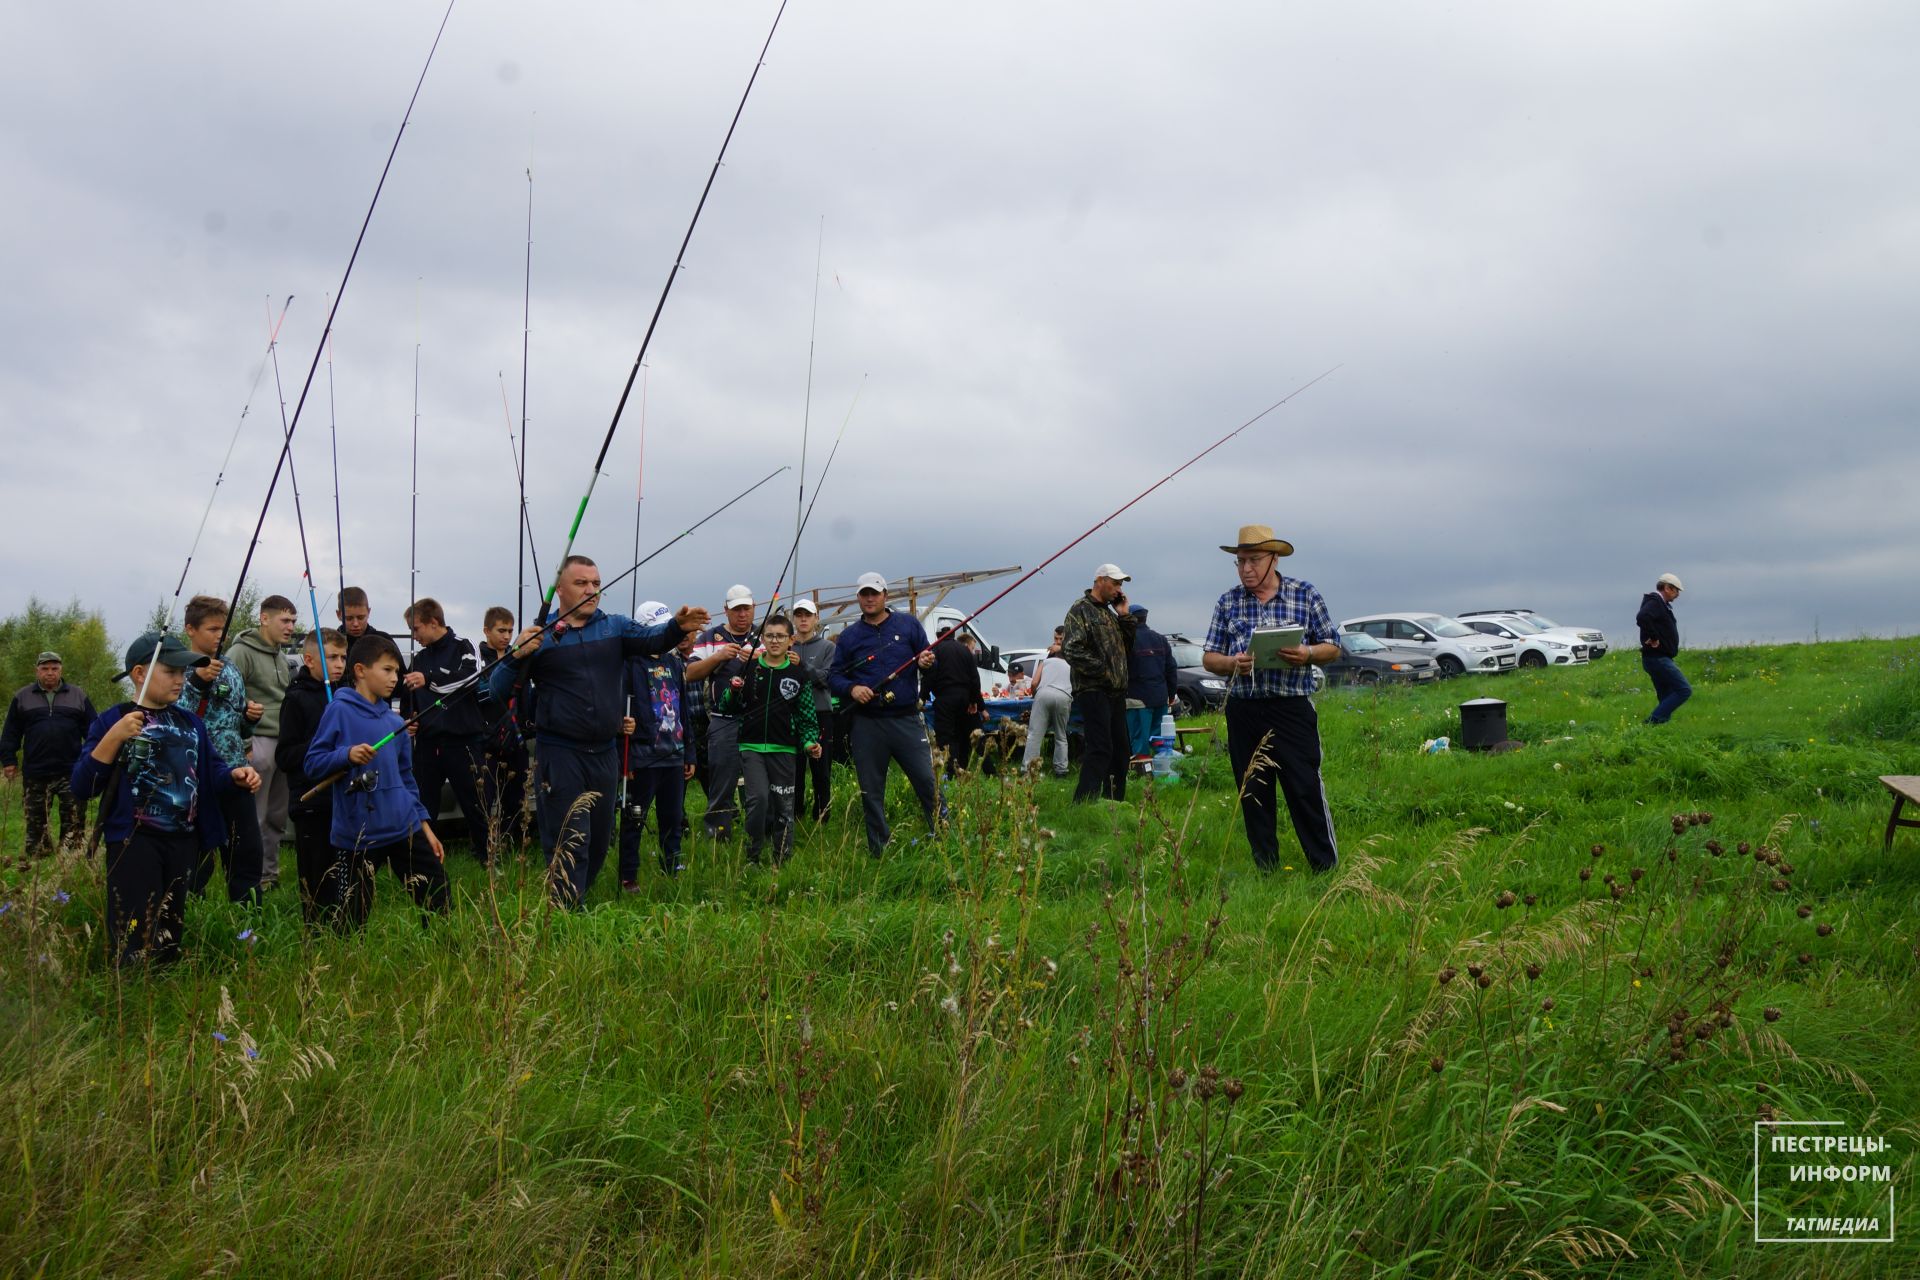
[1339,612,1518,677]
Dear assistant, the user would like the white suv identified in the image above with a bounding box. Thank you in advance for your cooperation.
[1339,613,1517,677]
[1458,609,1608,659]
[1461,616,1589,668]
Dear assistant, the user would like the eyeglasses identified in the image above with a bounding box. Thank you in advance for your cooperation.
[1235,556,1273,569]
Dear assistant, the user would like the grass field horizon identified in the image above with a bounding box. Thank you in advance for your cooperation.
[4,636,1917,1277]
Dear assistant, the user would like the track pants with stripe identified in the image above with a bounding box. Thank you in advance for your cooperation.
[1225,695,1338,873]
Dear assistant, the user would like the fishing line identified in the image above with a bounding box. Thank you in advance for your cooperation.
[541,0,790,620]
[497,372,544,592]
[324,301,345,599]
[759,374,865,627]
[301,464,789,800]
[628,364,648,616]
[868,368,1342,692]
[516,141,534,628]
[794,214,823,595]
[266,314,333,704]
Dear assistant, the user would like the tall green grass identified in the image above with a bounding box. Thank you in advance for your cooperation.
[2,638,1916,1277]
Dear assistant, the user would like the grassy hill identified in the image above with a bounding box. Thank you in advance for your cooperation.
[3,638,1916,1277]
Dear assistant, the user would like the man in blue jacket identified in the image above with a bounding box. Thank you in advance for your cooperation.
[488,556,709,907]
[829,572,938,857]
[1125,606,1179,757]
[1636,572,1691,725]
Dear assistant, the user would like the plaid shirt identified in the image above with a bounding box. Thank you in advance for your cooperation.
[682,671,707,722]
[1203,577,1337,699]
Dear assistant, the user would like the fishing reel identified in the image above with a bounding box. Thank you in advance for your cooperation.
[345,768,380,796]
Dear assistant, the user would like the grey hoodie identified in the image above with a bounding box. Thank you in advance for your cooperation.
[227,627,294,736]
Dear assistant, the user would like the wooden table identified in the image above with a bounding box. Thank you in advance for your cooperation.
[1882,776,1920,851]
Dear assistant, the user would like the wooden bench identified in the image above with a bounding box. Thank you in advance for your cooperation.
[1882,776,1920,851]
[1174,725,1217,750]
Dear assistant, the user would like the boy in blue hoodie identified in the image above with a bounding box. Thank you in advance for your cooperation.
[72,632,261,966]
[304,633,447,928]
[616,603,698,887]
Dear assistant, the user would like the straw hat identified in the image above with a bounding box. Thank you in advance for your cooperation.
[1219,524,1294,556]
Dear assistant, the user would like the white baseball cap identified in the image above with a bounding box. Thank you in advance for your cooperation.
[855,572,888,594]
[724,584,755,608]
[791,598,818,615]
[636,600,672,627]
[1094,562,1132,583]
[1656,572,1684,592]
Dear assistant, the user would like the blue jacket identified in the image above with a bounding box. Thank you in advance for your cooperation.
[487,609,688,749]
[829,611,932,717]
[623,650,696,771]
[304,688,431,849]
[71,703,233,849]
[1126,620,1179,707]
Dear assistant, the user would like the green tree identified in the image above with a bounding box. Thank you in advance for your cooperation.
[0,598,124,709]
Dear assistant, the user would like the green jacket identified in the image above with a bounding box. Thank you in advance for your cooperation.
[1062,591,1138,695]
[227,628,293,737]
[716,655,819,754]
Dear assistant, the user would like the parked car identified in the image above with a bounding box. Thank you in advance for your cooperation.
[1167,636,1230,716]
[1321,631,1440,686]
[1457,609,1608,658]
[1338,613,1518,677]
[1460,616,1589,668]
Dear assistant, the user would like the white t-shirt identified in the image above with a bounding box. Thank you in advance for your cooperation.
[1033,654,1073,697]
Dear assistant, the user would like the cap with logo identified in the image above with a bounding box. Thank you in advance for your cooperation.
[117,632,212,680]
[855,572,888,594]
[635,600,673,628]
[1093,562,1132,583]
[724,584,755,608]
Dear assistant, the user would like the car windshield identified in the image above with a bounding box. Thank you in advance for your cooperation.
[1421,617,1475,639]
[1341,632,1386,653]
[1170,642,1204,668]
[1501,616,1549,634]
[1526,615,1563,630]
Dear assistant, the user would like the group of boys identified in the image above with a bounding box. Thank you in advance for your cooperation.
[46,555,979,967]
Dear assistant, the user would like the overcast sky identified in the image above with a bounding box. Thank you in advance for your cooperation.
[4,1,1916,659]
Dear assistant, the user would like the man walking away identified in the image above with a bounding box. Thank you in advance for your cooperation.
[1637,573,1691,725]
[1,652,96,856]
[1062,563,1138,803]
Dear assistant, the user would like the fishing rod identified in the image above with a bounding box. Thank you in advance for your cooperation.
[266,315,333,706]
[325,303,345,599]
[299,463,789,801]
[540,0,789,622]
[409,282,421,655]
[865,367,1343,695]
[758,374,865,627]
[517,149,533,629]
[84,296,296,855]
[794,215,824,596]
[497,373,544,594]
[628,364,648,616]
[212,0,457,663]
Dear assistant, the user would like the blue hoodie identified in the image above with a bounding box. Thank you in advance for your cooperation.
[304,688,431,849]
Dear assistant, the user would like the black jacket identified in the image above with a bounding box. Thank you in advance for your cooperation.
[926,637,982,709]
[1636,592,1681,658]
[1126,621,1179,707]
[1,681,97,779]
[405,630,485,740]
[274,669,336,819]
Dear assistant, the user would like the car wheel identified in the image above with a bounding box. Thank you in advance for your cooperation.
[1518,650,1547,669]
[1436,654,1464,678]
[1355,669,1379,686]
[1174,689,1200,718]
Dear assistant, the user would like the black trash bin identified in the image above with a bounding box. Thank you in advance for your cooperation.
[1459,698,1507,751]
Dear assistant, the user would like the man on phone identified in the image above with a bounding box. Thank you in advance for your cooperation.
[1201,525,1340,873]
[1061,563,1140,803]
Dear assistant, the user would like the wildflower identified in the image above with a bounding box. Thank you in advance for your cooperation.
[1552,762,1563,771]
[1632,979,1642,989]
[885,1001,899,1012]
[1590,845,1605,858]
[1540,997,1555,1012]
[939,995,960,1017]
[245,1046,260,1061]
[54,890,71,905]
[1523,893,1537,907]
[237,929,254,943]
[1283,865,1294,871]
[1223,1078,1245,1102]
[1525,962,1542,981]
[1430,1055,1445,1073]
[1495,891,1516,909]
[212,1032,228,1043]
[1169,1068,1188,1089]
[1578,867,1592,882]
[0,903,11,918]
[1044,957,1058,975]
[1437,966,1458,985]
[1503,801,1517,811]
[1796,905,1812,918]
[1738,842,1751,855]
[1465,964,1483,980]
[1475,973,1492,989]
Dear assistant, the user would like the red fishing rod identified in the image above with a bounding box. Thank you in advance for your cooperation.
[867,367,1342,692]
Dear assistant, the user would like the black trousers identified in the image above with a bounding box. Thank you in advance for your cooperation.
[22,775,83,856]
[414,734,491,864]
[618,764,688,879]
[1072,690,1130,803]
[848,714,939,856]
[481,738,529,851]
[311,830,449,930]
[1225,696,1338,872]
[198,787,264,904]
[105,827,199,966]
[741,750,798,864]
[535,740,618,908]
[793,706,833,821]
[932,700,982,776]
[292,807,342,926]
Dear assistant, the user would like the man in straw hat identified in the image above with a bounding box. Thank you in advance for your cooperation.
[1201,525,1341,873]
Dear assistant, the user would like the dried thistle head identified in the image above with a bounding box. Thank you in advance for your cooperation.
[1437,966,1458,986]
[1764,1007,1782,1022]
[1796,905,1813,918]
[1816,923,1834,937]
[1430,1055,1445,1073]
[1540,997,1555,1012]
[1525,962,1543,981]
[1495,891,1516,910]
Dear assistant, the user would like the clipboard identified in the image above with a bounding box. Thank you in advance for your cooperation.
[1250,625,1305,670]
